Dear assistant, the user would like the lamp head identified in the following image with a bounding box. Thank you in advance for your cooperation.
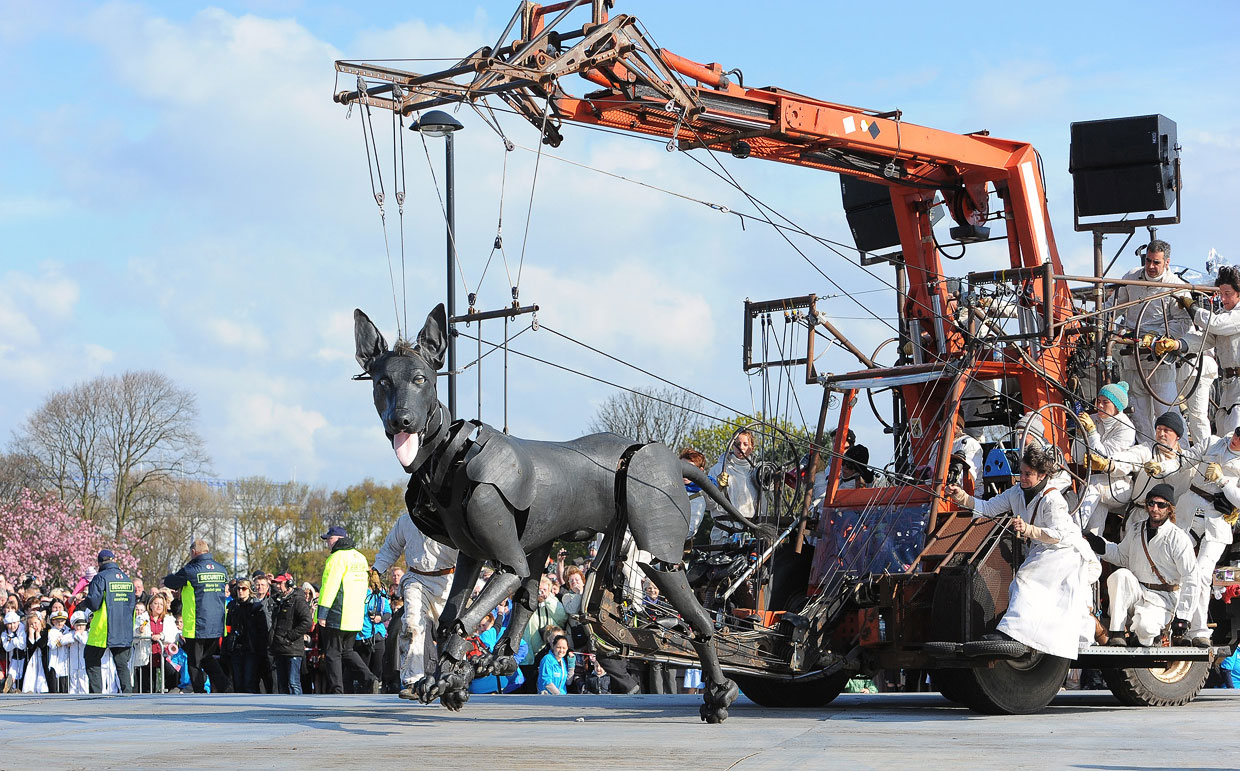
[410,109,464,137]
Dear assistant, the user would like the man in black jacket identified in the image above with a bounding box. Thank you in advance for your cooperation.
[269,573,313,695]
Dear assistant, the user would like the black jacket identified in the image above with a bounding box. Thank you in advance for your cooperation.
[244,596,273,658]
[269,589,314,658]
[225,598,250,654]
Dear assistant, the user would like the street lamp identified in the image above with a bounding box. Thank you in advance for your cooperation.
[410,109,465,419]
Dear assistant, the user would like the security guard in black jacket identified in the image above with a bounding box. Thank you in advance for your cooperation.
[81,549,136,693]
[164,538,232,693]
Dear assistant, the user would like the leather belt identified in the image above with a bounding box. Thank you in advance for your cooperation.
[409,567,455,577]
[1140,581,1179,592]
[1190,484,1219,500]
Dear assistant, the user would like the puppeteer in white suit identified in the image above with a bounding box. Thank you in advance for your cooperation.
[948,445,1101,659]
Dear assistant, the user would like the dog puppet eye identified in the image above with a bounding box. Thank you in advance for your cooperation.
[379,377,392,388]
[413,375,427,385]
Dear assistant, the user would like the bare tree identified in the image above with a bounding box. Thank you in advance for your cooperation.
[230,477,314,575]
[0,451,40,503]
[12,371,210,539]
[132,478,230,580]
[588,386,706,451]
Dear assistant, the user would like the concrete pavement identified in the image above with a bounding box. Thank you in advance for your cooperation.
[1,690,1238,769]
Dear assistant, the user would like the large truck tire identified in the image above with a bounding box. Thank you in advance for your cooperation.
[734,671,848,708]
[1100,661,1209,707]
[952,652,1071,715]
[930,669,970,704]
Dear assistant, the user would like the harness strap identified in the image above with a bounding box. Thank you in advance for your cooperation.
[1139,527,1172,587]
[598,443,647,588]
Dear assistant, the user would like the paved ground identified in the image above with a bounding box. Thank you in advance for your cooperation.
[1,690,1238,769]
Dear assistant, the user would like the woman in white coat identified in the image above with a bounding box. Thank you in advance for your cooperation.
[947,445,1101,659]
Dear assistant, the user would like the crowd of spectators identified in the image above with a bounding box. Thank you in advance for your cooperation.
[5,534,1240,696]
[0,539,717,697]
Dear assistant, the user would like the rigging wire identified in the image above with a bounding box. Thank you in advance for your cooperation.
[356,93,402,339]
[391,102,409,335]
[515,97,553,295]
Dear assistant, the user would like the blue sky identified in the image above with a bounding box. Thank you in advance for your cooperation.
[2,1,1237,488]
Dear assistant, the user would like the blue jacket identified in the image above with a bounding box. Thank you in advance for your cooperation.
[358,590,391,641]
[81,561,136,648]
[164,553,229,639]
[537,652,572,694]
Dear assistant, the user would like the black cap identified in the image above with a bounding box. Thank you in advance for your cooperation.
[1155,411,1186,438]
[320,526,347,540]
[1146,483,1175,505]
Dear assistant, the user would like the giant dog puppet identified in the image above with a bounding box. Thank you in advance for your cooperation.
[355,305,771,722]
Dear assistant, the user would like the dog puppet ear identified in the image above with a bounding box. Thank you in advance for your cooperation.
[415,304,448,371]
[354,309,389,372]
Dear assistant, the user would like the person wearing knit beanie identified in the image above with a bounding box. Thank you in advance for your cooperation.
[1098,381,1130,413]
[1154,410,1186,439]
[1083,477,1193,647]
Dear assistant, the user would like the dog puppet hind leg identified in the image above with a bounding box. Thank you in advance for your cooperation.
[638,561,739,723]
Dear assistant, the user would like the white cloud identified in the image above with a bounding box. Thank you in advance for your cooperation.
[205,317,268,354]
[314,309,356,363]
[83,344,115,367]
[224,392,329,477]
[520,261,714,361]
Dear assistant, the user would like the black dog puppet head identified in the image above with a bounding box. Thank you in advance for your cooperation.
[354,305,448,471]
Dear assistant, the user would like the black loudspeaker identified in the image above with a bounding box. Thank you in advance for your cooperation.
[1069,114,1177,217]
[840,176,900,252]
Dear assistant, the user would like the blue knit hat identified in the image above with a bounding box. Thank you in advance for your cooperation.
[1099,381,1129,412]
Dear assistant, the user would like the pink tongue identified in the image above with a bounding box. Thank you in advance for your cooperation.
[393,432,420,467]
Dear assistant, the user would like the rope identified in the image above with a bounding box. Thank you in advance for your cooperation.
[392,104,409,335]
[515,97,552,294]
[357,95,401,338]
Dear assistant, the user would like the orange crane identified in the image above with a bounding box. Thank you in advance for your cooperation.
[334,1,1216,715]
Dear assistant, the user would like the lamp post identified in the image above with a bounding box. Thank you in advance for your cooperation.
[410,109,465,419]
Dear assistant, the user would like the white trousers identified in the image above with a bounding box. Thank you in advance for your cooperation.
[1106,568,1174,646]
[1215,378,1240,437]
[1184,539,1227,640]
[399,573,452,686]
[1122,361,1177,441]
[1180,359,1217,444]
[1079,475,1132,535]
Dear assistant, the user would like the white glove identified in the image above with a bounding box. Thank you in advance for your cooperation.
[1205,462,1224,483]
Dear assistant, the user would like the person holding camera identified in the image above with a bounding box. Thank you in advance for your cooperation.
[352,579,391,693]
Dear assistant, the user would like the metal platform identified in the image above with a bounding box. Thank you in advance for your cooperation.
[1075,643,1219,668]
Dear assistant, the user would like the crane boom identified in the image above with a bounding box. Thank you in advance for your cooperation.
[334,0,1080,533]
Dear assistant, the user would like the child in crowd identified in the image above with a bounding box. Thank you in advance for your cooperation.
[67,612,90,694]
[21,612,48,693]
[2,611,26,693]
[46,610,72,693]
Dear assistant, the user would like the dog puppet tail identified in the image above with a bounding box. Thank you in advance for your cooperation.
[680,461,777,541]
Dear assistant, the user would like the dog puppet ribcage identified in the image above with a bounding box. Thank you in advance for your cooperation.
[354,304,766,722]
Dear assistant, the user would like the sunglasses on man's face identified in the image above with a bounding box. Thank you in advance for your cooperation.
[1147,500,1170,510]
